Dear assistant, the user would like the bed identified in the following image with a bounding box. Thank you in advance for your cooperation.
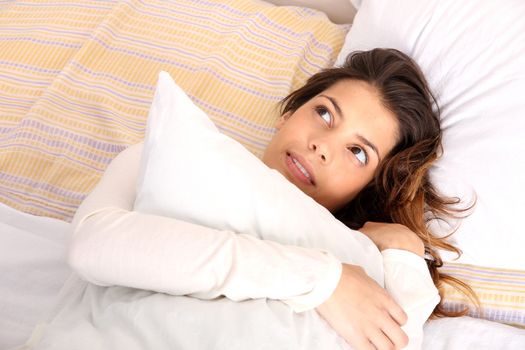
[1,201,524,350]
[1,0,524,349]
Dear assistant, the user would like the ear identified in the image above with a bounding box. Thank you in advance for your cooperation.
[275,111,292,130]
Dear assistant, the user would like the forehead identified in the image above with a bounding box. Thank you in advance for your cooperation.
[318,79,400,157]
[321,79,383,113]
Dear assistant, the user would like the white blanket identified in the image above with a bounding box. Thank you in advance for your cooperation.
[16,273,525,350]
[23,274,349,350]
[2,202,524,350]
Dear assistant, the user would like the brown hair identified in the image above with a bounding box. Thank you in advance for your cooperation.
[280,48,477,318]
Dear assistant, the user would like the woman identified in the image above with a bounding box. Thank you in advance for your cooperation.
[70,49,472,350]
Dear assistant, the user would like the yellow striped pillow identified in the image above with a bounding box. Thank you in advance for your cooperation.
[440,262,525,328]
[0,0,348,220]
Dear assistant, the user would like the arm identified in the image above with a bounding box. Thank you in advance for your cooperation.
[69,142,342,312]
[382,250,440,350]
[360,222,440,349]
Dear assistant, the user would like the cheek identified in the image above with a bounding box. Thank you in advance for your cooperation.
[262,136,282,169]
[327,167,373,199]
[323,173,357,201]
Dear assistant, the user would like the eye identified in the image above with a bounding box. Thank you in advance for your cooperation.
[349,146,368,165]
[315,106,332,126]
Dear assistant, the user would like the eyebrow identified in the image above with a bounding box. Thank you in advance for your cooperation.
[319,94,344,120]
[319,94,381,162]
[356,134,381,162]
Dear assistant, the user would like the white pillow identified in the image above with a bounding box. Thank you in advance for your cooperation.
[134,71,383,284]
[336,0,525,270]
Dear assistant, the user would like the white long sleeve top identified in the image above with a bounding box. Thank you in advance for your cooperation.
[68,143,439,348]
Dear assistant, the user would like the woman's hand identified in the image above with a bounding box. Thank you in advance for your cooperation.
[315,263,408,350]
[360,222,425,257]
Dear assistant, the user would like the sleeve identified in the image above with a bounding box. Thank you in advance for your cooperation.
[68,142,343,313]
[381,249,441,350]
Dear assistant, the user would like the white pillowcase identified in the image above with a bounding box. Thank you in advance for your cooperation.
[134,71,383,284]
[336,0,525,270]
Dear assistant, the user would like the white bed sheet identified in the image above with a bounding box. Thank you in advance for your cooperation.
[0,203,71,349]
[1,203,524,349]
[423,316,525,349]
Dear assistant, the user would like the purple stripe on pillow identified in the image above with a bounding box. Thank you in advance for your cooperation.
[0,36,83,49]
[0,101,32,110]
[61,74,153,105]
[442,264,525,278]
[443,273,525,285]
[0,178,81,209]
[444,302,525,325]
[0,73,54,86]
[0,172,86,201]
[2,132,109,164]
[0,140,114,172]
[2,118,126,157]
[0,190,70,218]
[69,61,156,91]
[11,1,116,10]
[293,6,320,17]
[216,125,268,151]
[0,27,92,40]
[0,60,63,75]
[190,95,276,134]
[42,92,147,131]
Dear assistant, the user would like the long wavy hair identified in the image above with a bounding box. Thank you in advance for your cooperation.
[280,48,477,318]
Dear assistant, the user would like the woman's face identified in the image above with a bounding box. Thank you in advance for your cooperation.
[262,79,399,212]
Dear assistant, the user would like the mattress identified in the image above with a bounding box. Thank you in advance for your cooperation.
[1,203,524,349]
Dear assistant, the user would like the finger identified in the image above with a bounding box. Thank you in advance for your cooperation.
[385,298,407,326]
[344,331,375,350]
[348,338,376,350]
[380,313,409,349]
[367,329,395,350]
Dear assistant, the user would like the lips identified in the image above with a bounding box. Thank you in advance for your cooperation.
[285,151,316,186]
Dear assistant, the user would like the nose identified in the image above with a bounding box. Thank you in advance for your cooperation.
[310,140,330,163]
